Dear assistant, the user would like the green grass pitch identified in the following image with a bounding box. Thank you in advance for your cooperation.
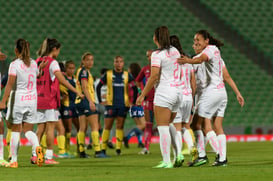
[1,141,273,181]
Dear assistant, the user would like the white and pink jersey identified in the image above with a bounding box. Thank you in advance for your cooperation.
[151,46,182,88]
[181,63,194,98]
[192,53,207,93]
[202,45,225,90]
[8,58,38,105]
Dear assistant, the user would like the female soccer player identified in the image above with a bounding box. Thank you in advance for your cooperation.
[97,55,136,156]
[135,50,155,155]
[75,52,107,158]
[124,63,145,149]
[136,26,182,168]
[59,60,79,156]
[0,39,45,168]
[178,30,244,166]
[36,38,83,164]
[170,35,198,166]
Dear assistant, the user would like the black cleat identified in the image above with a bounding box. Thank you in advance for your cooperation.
[138,143,144,148]
[79,151,90,158]
[123,137,129,148]
[188,156,209,167]
[212,159,227,166]
[116,149,121,156]
[107,142,114,149]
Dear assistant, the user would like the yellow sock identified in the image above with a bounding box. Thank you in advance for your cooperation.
[101,129,110,150]
[65,133,71,152]
[41,134,47,149]
[57,135,66,154]
[91,131,101,152]
[77,131,85,152]
[189,129,196,144]
[6,128,12,157]
[116,129,123,150]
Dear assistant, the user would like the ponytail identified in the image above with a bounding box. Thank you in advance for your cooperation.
[154,26,171,51]
[196,30,224,49]
[37,38,61,57]
[170,35,185,55]
[16,39,30,66]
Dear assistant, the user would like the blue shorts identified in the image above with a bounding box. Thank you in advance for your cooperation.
[60,104,78,119]
[104,105,129,118]
[129,106,144,118]
[76,98,98,117]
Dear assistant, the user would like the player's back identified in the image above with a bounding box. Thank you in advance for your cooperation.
[151,46,181,88]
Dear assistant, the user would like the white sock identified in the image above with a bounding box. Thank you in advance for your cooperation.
[182,128,194,150]
[206,131,219,154]
[194,130,206,157]
[204,136,209,146]
[176,131,182,154]
[158,126,171,163]
[217,134,226,162]
[25,131,40,156]
[0,135,4,160]
[169,124,179,156]
[45,149,53,160]
[10,132,20,162]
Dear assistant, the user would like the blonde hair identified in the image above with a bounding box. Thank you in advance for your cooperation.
[37,38,61,57]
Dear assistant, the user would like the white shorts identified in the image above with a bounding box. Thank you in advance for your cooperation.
[173,98,193,124]
[154,86,181,113]
[7,105,38,125]
[37,109,60,123]
[197,89,227,119]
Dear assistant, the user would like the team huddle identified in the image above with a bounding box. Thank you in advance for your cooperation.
[0,26,244,168]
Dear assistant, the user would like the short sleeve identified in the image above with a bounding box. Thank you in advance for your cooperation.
[151,52,161,67]
[8,62,17,76]
[202,46,213,61]
[79,68,89,80]
[100,73,107,84]
[49,60,61,79]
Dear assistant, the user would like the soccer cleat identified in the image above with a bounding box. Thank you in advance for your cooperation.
[153,161,173,168]
[36,146,44,167]
[174,153,184,168]
[212,159,227,166]
[190,147,198,162]
[107,142,114,149]
[58,153,70,158]
[53,153,59,158]
[0,159,9,166]
[123,137,129,148]
[44,159,59,164]
[138,148,150,155]
[87,144,93,150]
[5,162,18,168]
[94,152,110,158]
[30,156,37,164]
[79,151,90,158]
[116,149,122,156]
[188,156,209,167]
[138,143,144,148]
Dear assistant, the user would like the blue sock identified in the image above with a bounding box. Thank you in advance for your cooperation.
[134,128,143,144]
[126,128,137,140]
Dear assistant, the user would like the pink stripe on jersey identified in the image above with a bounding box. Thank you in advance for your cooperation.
[151,64,160,68]
[8,73,16,76]
[53,69,60,74]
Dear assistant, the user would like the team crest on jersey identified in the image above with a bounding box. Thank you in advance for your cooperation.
[82,70,87,77]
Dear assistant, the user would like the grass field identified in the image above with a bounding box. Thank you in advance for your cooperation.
[1,141,273,181]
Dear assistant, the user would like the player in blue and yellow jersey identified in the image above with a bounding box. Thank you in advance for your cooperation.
[75,52,108,158]
[96,55,137,156]
[59,60,79,157]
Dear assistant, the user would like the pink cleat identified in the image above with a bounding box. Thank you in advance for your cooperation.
[45,159,59,165]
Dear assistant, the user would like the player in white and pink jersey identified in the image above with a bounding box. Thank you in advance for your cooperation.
[170,35,198,166]
[178,30,244,166]
[136,26,182,168]
[0,39,44,168]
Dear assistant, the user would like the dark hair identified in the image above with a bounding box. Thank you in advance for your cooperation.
[81,52,93,61]
[37,38,61,57]
[170,35,185,55]
[196,30,224,48]
[100,68,108,75]
[129,63,141,78]
[65,60,75,68]
[154,26,171,51]
[59,62,65,73]
[16,39,30,66]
